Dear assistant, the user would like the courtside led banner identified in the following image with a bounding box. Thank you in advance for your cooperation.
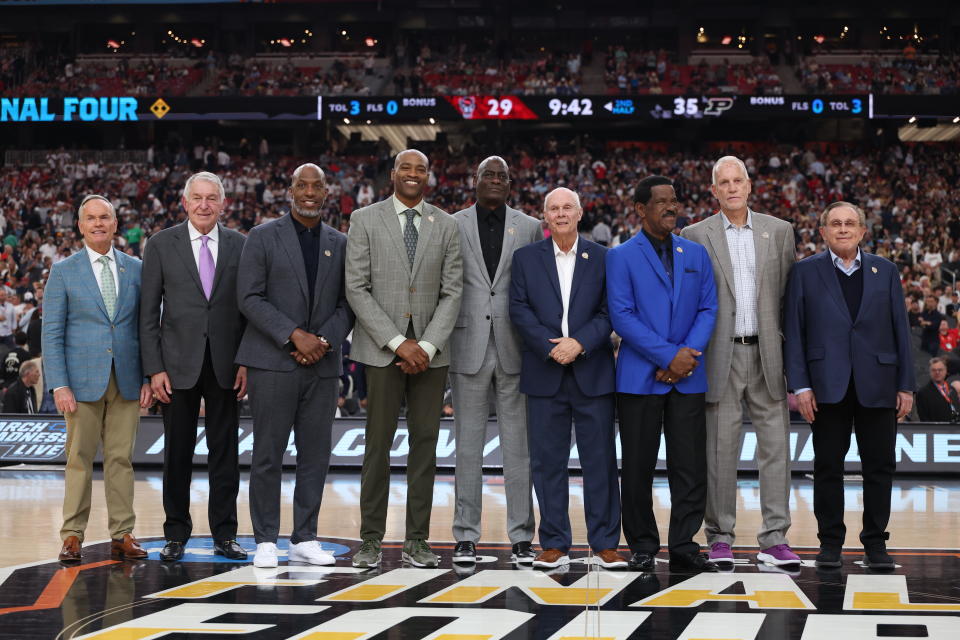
[1,415,958,472]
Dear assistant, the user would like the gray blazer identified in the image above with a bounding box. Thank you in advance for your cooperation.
[680,210,795,402]
[345,198,463,368]
[140,221,246,389]
[235,214,354,377]
[449,204,543,375]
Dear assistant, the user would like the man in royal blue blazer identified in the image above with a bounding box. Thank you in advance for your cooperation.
[784,201,914,570]
[510,187,626,570]
[607,176,718,572]
[42,195,153,563]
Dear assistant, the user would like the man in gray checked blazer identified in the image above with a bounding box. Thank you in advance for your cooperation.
[345,149,463,569]
[449,156,542,565]
[680,156,799,567]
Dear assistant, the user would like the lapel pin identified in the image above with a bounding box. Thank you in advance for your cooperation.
[508,227,515,235]
[676,246,683,253]
[761,231,769,239]
[428,215,435,223]
[872,266,878,273]
[581,252,589,259]
[324,249,332,257]
[119,267,125,272]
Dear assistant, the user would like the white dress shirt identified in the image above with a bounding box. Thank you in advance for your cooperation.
[721,210,758,337]
[554,237,579,338]
[85,244,119,301]
[386,195,436,361]
[187,220,219,268]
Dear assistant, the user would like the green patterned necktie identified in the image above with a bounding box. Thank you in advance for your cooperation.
[98,255,117,318]
[403,209,418,266]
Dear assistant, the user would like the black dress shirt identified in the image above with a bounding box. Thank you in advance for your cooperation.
[476,203,506,282]
[643,229,673,283]
[292,216,322,315]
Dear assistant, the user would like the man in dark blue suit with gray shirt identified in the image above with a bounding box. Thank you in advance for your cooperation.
[785,201,914,571]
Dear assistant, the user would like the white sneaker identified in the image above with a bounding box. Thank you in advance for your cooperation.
[253,542,278,568]
[288,540,336,565]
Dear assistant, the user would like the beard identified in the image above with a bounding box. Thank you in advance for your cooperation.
[291,201,322,218]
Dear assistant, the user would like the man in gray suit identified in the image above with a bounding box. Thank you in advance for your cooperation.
[680,156,799,567]
[237,163,354,568]
[448,156,541,565]
[141,172,248,562]
[345,149,463,569]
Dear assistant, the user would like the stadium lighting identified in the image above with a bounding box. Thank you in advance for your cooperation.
[343,118,350,124]
[953,117,959,124]
[429,118,436,125]
[908,116,917,124]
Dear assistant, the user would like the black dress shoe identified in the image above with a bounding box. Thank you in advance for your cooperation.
[815,547,842,568]
[214,539,248,560]
[511,541,536,564]
[160,541,185,562]
[452,541,477,564]
[628,552,656,571]
[669,551,717,572]
[863,546,895,570]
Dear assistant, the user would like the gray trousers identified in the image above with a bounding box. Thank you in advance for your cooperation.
[704,342,792,549]
[450,329,535,544]
[248,366,338,545]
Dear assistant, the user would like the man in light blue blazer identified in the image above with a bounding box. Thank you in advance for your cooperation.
[42,195,152,563]
[606,176,718,572]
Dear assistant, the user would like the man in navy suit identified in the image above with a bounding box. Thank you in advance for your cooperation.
[606,176,718,572]
[510,187,626,570]
[784,201,914,570]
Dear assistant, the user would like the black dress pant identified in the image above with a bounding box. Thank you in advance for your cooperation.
[162,345,239,543]
[618,390,706,556]
[810,378,897,549]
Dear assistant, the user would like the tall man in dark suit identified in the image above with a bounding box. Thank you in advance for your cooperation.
[680,156,799,567]
[606,176,718,573]
[915,357,959,421]
[237,163,354,568]
[140,172,248,562]
[449,156,542,565]
[785,201,914,570]
[510,187,626,570]
[43,195,153,563]
[346,149,462,569]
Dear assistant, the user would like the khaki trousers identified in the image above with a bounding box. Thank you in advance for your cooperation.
[60,371,141,542]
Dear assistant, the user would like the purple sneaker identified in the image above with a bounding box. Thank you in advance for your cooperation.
[758,544,801,566]
[708,542,734,565]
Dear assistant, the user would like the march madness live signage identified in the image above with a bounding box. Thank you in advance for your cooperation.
[1,415,958,472]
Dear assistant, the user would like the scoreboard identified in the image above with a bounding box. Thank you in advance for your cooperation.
[2,93,957,123]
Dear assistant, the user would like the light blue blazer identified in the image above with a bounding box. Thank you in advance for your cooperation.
[42,248,144,402]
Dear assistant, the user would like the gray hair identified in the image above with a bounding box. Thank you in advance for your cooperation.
[820,201,866,227]
[182,172,225,202]
[292,163,325,182]
[544,187,582,212]
[930,357,947,368]
[19,360,38,378]
[711,155,750,186]
[77,194,116,220]
[477,155,510,178]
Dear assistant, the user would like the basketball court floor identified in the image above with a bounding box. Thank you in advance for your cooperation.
[0,468,958,639]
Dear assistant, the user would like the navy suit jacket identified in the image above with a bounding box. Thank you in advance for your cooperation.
[784,250,915,408]
[509,237,615,397]
[606,231,717,395]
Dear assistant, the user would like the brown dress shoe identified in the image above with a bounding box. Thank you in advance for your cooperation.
[111,534,148,559]
[594,549,629,569]
[532,548,570,568]
[59,536,82,563]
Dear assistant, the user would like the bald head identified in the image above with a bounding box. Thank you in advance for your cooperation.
[476,155,511,209]
[394,149,429,170]
[289,163,328,221]
[392,148,429,207]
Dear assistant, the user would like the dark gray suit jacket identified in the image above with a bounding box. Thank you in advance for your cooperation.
[140,221,246,390]
[235,214,354,377]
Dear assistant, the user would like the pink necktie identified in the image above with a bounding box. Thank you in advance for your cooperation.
[199,236,214,299]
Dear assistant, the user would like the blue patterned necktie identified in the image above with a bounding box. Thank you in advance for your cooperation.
[403,209,418,266]
[98,255,117,318]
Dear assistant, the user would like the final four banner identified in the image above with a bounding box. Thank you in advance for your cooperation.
[1,415,958,472]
